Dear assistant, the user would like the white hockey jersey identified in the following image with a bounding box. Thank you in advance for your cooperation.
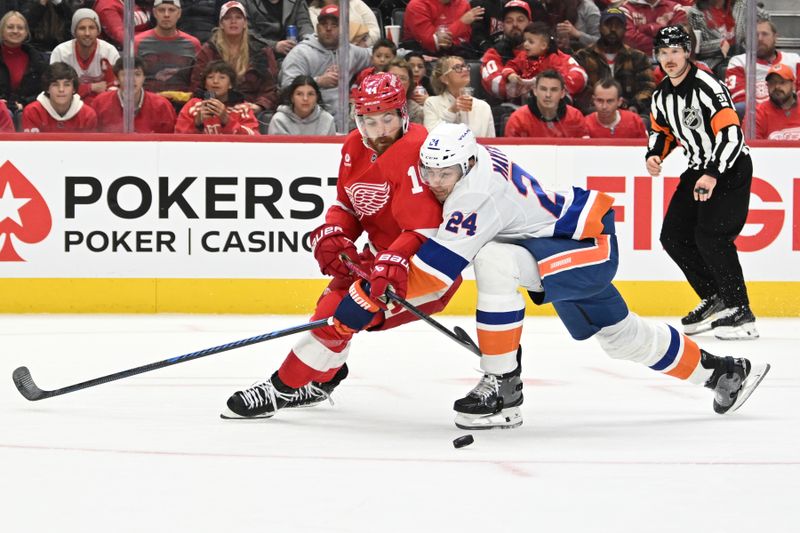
[50,39,120,88]
[407,144,614,299]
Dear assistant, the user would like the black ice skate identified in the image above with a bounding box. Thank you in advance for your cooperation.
[454,350,523,430]
[682,295,726,335]
[222,373,297,419]
[711,305,759,340]
[702,352,770,414]
[285,363,349,409]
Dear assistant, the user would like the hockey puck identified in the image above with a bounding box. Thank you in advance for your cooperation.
[694,187,709,194]
[453,434,474,449]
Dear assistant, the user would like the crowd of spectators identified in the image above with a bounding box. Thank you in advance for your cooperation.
[0,0,796,138]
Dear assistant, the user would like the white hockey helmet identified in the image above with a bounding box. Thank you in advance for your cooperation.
[419,123,478,177]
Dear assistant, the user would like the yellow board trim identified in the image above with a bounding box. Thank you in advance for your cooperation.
[0,279,798,316]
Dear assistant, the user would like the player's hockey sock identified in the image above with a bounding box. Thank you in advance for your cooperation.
[278,351,327,389]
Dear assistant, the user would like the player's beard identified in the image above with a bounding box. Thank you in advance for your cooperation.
[370,133,398,155]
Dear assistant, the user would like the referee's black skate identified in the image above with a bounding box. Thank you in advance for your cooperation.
[454,349,523,430]
[711,305,759,340]
[222,372,296,419]
[702,352,770,414]
[682,295,725,335]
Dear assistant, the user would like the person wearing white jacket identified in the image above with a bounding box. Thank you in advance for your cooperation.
[423,55,495,137]
[308,0,381,47]
[268,75,336,134]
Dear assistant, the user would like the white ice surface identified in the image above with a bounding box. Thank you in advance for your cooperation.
[1,314,797,533]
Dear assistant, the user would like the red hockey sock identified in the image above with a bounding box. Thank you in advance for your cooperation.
[277,351,325,388]
[315,366,341,384]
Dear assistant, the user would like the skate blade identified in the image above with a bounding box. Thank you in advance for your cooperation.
[683,317,718,335]
[455,407,522,430]
[727,362,770,414]
[220,407,277,420]
[714,322,760,340]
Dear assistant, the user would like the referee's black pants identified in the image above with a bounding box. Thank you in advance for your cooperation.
[659,153,752,309]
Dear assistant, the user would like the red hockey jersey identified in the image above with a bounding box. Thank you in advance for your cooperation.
[174,97,259,135]
[621,0,688,55]
[91,89,177,133]
[753,99,800,141]
[22,94,97,132]
[585,109,647,139]
[504,103,588,138]
[502,49,588,96]
[326,123,442,257]
[402,0,472,54]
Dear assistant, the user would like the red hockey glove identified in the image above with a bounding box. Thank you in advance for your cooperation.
[369,251,410,306]
[311,224,358,278]
[332,279,383,335]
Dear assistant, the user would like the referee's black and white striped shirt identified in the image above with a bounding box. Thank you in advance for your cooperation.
[647,64,749,178]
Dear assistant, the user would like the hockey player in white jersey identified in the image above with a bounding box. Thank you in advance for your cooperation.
[332,122,771,430]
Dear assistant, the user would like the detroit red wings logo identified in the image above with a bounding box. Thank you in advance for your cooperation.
[345,182,390,218]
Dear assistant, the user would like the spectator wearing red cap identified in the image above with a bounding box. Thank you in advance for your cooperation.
[190,1,279,117]
[402,0,483,57]
[504,69,587,138]
[308,1,381,47]
[573,8,654,116]
[585,79,647,139]
[620,0,687,56]
[754,63,800,141]
[471,0,547,53]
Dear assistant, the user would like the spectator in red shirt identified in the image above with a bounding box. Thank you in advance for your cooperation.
[94,0,152,48]
[479,0,533,102]
[620,0,687,56]
[501,21,588,98]
[504,68,588,138]
[91,57,177,133]
[175,59,259,134]
[585,78,647,139]
[754,63,800,141]
[22,62,97,132]
[0,99,14,131]
[402,0,483,57]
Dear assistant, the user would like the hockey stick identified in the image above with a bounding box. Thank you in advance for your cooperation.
[341,256,481,356]
[12,317,333,401]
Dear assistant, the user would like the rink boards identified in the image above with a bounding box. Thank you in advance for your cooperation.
[0,135,797,315]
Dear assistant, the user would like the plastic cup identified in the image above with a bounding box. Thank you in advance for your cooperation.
[385,25,401,44]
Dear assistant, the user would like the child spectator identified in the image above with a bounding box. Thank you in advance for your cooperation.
[404,51,433,106]
[351,38,397,94]
[91,57,177,133]
[0,11,48,112]
[267,75,335,135]
[423,55,495,137]
[50,9,120,107]
[504,68,587,138]
[585,78,647,138]
[502,21,588,98]
[175,59,258,134]
[387,58,424,125]
[190,1,279,116]
[22,61,97,132]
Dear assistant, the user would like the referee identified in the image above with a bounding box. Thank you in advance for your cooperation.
[646,25,757,340]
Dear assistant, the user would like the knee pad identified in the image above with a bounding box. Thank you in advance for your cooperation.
[595,312,670,365]
[474,242,541,295]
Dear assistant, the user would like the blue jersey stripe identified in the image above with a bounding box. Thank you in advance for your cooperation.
[416,239,469,282]
[476,308,526,326]
[553,187,590,238]
[650,326,681,371]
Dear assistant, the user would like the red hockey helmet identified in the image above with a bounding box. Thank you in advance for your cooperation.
[354,72,410,150]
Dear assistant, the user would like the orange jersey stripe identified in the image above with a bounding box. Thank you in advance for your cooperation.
[538,234,610,278]
[650,113,676,158]
[406,264,448,300]
[578,192,614,239]
[710,107,740,136]
[664,336,701,380]
[477,327,523,356]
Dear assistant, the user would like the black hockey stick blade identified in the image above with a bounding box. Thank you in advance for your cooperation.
[341,256,481,356]
[11,317,332,401]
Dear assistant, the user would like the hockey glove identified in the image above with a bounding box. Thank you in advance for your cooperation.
[369,251,410,306]
[311,224,358,279]
[332,279,382,335]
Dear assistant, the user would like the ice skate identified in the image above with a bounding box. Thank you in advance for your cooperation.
[222,373,297,419]
[711,306,759,340]
[682,295,726,335]
[285,364,349,409]
[703,352,770,414]
[454,353,523,430]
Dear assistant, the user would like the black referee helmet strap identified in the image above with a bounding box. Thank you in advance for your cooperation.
[654,25,691,52]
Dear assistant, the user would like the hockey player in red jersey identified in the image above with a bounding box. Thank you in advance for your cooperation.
[223,72,459,419]
[22,62,97,133]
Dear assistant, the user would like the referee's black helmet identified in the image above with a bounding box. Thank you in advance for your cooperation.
[653,25,691,53]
